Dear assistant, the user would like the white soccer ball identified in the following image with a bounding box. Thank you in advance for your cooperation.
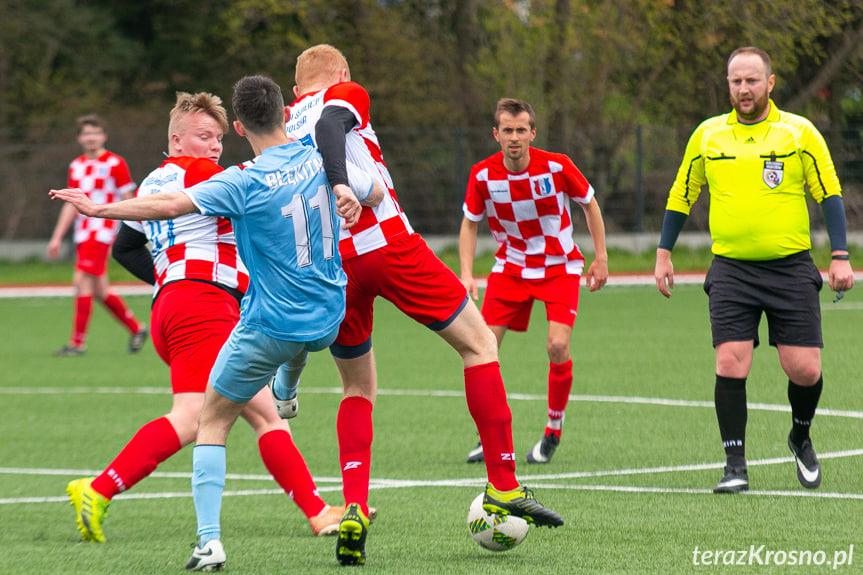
[466,492,529,552]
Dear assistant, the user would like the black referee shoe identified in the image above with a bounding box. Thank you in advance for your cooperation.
[713,465,749,493]
[788,433,821,489]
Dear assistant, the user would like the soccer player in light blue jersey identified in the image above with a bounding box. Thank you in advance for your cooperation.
[51,74,383,571]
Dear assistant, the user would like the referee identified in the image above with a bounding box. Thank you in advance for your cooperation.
[654,46,854,493]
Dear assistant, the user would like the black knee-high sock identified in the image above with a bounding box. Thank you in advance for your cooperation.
[715,375,747,467]
[788,376,823,444]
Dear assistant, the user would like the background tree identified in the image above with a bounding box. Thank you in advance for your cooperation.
[0,0,141,239]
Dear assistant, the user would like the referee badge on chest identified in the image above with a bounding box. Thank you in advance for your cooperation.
[763,160,784,188]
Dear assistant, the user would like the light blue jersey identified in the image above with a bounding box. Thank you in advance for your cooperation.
[184,141,346,342]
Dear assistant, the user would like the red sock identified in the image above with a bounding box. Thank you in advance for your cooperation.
[546,359,573,438]
[91,417,181,499]
[102,293,142,333]
[337,396,373,516]
[259,429,325,519]
[72,295,93,346]
[464,362,518,491]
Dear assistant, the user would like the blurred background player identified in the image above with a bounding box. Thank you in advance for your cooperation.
[284,44,564,566]
[47,114,148,356]
[63,91,358,549]
[460,98,608,465]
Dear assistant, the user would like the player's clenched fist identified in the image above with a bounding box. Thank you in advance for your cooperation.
[333,183,361,229]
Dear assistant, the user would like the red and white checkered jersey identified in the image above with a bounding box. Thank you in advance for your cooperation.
[67,151,136,245]
[463,148,595,279]
[286,81,413,260]
[125,157,249,297]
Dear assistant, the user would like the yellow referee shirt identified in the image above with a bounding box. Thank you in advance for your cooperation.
[666,100,842,260]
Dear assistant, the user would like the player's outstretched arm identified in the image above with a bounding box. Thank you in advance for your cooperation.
[49,188,97,216]
[50,188,198,221]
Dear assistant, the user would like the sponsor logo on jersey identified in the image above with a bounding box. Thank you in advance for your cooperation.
[299,133,315,148]
[143,172,178,188]
[286,113,308,134]
[488,180,509,194]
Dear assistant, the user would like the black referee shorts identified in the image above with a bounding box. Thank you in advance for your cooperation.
[702,251,823,348]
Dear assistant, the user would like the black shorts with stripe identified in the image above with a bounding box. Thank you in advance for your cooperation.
[702,251,823,348]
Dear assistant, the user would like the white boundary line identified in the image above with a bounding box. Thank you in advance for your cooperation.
[5,270,863,297]
[0,274,705,299]
[4,448,863,504]
[520,484,863,500]
[0,284,153,299]
[4,386,863,420]
[5,448,863,485]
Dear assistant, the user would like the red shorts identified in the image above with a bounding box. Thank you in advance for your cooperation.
[481,272,580,332]
[75,240,111,276]
[150,281,240,394]
[335,233,468,347]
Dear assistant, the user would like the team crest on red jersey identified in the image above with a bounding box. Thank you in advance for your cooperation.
[530,174,555,197]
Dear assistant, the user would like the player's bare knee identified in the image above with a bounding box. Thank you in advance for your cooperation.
[166,413,198,445]
[546,339,570,363]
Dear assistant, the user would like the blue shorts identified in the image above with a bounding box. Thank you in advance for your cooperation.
[209,322,339,403]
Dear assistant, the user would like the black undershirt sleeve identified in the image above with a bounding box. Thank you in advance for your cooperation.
[315,106,357,187]
[112,223,156,285]
[657,209,689,251]
[821,195,848,252]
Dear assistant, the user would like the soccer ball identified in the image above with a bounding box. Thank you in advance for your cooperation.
[466,492,529,552]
